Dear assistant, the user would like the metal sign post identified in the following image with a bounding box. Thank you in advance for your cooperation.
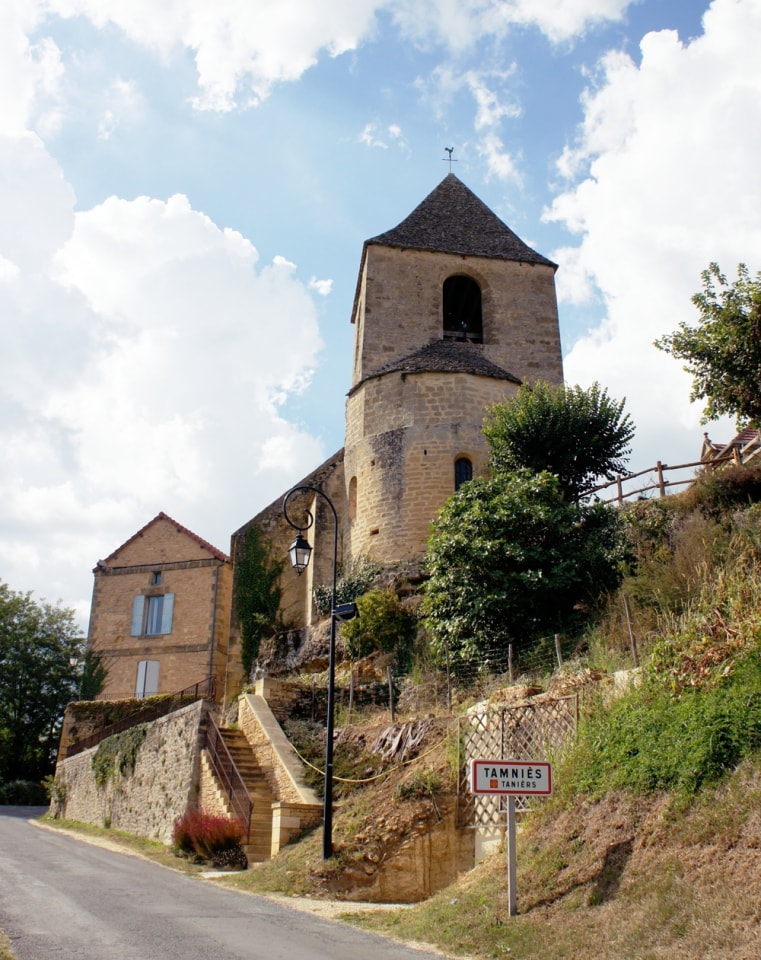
[470,759,553,917]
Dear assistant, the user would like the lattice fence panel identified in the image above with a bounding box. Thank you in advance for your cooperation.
[456,695,579,827]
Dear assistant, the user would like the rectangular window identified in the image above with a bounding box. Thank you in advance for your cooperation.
[136,660,160,698]
[130,593,174,636]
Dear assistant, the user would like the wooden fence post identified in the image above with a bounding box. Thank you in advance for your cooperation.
[657,461,666,498]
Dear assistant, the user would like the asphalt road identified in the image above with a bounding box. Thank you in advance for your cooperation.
[0,807,449,960]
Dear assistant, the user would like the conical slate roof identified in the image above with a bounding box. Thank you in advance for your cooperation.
[348,340,520,396]
[368,173,556,267]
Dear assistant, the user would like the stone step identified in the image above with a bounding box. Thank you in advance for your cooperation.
[217,726,276,863]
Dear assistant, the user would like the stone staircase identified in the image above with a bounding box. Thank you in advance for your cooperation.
[219,727,275,863]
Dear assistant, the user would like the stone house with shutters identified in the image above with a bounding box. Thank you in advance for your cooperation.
[234,173,564,634]
[86,512,240,701]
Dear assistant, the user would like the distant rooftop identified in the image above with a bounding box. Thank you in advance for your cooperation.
[368,173,556,267]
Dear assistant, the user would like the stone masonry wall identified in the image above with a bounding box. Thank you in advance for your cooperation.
[54,700,209,843]
[238,688,321,807]
[344,370,518,562]
[352,246,563,388]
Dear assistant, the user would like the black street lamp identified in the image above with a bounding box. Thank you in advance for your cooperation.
[282,484,356,859]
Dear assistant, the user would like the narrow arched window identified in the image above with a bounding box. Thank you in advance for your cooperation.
[348,476,357,521]
[443,275,482,343]
[455,457,473,491]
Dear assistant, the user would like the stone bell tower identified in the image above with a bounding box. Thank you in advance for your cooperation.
[343,173,563,564]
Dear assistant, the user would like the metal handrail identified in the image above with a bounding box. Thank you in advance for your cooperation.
[203,712,253,836]
[65,676,217,758]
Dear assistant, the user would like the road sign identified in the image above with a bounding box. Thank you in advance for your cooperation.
[469,759,553,796]
[469,759,554,917]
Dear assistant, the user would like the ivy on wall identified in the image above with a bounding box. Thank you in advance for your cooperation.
[92,724,147,788]
[233,524,285,677]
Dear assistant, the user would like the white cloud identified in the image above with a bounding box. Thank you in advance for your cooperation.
[46,0,382,110]
[0,3,64,135]
[390,0,634,50]
[359,122,389,148]
[477,132,521,182]
[37,0,637,112]
[309,277,333,296]
[0,136,326,624]
[547,0,761,471]
[97,79,141,140]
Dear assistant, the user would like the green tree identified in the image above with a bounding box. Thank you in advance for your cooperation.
[233,524,284,677]
[0,583,82,783]
[655,262,761,426]
[341,588,417,673]
[483,381,635,501]
[423,471,626,670]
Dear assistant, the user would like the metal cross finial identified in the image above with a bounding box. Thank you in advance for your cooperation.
[443,147,457,172]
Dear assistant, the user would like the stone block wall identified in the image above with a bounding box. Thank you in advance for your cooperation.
[344,369,517,561]
[352,246,563,388]
[54,700,209,844]
[239,688,321,807]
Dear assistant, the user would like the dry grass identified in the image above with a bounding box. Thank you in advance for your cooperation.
[349,764,761,959]
[0,930,16,960]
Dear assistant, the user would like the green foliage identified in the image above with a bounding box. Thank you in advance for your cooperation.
[281,718,381,800]
[682,462,761,515]
[423,470,626,671]
[91,725,147,788]
[312,555,383,617]
[0,779,48,804]
[234,524,284,676]
[341,588,417,672]
[483,381,635,501]
[43,774,67,813]
[78,649,108,701]
[0,582,81,782]
[562,525,761,800]
[394,768,442,801]
[568,652,761,798]
[655,262,761,426]
[621,498,730,619]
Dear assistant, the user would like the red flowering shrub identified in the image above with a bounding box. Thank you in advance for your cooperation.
[172,809,246,863]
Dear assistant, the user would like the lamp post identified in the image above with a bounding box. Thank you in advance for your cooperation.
[283,484,357,859]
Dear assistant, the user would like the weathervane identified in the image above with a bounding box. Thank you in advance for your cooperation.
[442,147,458,172]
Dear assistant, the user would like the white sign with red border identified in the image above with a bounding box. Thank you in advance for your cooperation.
[470,759,553,796]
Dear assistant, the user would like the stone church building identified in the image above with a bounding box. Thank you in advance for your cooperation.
[234,173,564,634]
[84,173,564,701]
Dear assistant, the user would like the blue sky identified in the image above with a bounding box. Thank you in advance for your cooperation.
[2,0,760,629]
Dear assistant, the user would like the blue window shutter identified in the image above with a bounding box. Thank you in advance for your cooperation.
[160,593,174,634]
[136,660,147,697]
[131,596,144,636]
[145,660,160,696]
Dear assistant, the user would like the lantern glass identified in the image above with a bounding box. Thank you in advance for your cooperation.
[288,533,312,574]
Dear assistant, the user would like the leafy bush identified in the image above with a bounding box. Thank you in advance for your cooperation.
[0,779,48,804]
[341,588,417,671]
[172,808,247,865]
[424,470,626,671]
[313,556,383,617]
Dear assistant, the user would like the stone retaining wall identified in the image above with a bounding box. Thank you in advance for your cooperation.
[53,700,209,843]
